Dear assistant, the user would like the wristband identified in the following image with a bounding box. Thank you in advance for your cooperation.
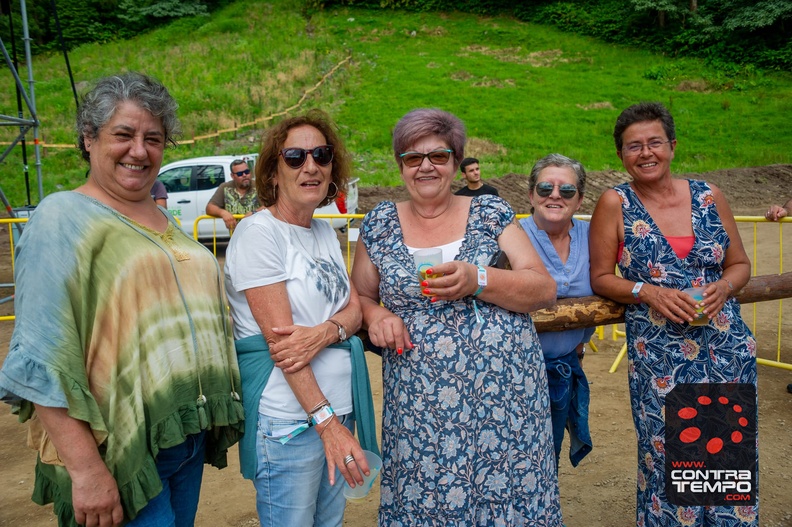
[309,404,335,427]
[631,281,644,301]
[474,265,487,296]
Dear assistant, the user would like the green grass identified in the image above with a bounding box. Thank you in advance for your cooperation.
[2,1,791,205]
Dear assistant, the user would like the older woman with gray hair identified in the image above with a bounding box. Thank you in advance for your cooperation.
[0,72,244,527]
[351,108,562,525]
[519,154,594,481]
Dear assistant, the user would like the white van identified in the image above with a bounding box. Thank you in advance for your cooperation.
[157,154,359,240]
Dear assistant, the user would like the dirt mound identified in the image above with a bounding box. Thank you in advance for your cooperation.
[358,164,792,216]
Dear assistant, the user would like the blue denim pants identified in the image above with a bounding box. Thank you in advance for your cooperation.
[127,431,207,527]
[545,351,592,470]
[254,412,355,527]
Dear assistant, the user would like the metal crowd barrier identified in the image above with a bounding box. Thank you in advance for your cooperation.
[2,214,790,373]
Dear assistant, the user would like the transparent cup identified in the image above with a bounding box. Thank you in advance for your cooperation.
[413,248,443,296]
[683,286,709,326]
[343,450,382,500]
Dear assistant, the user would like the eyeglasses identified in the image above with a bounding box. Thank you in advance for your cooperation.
[399,149,453,168]
[233,169,251,177]
[622,140,672,156]
[279,145,334,169]
[535,182,579,199]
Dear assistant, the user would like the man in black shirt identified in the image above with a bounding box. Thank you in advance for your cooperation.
[455,157,499,197]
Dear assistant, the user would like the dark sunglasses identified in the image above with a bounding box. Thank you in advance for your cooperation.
[399,149,453,168]
[233,169,251,177]
[535,182,579,199]
[280,145,334,169]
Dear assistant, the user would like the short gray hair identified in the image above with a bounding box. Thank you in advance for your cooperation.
[528,153,587,194]
[76,72,181,161]
[528,153,587,213]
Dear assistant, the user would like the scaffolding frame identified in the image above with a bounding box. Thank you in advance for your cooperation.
[1,0,43,205]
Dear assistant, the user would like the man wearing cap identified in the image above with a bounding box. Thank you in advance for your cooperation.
[206,158,258,230]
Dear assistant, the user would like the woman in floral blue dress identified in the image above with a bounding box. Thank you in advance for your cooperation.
[590,102,758,526]
[351,109,562,526]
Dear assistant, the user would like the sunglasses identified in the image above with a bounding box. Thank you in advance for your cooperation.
[535,182,579,199]
[233,169,251,177]
[399,149,453,168]
[280,145,334,169]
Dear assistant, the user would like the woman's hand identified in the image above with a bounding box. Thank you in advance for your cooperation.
[269,324,333,373]
[367,310,413,354]
[639,283,703,324]
[71,464,124,527]
[315,418,370,487]
[700,279,732,320]
[421,261,478,302]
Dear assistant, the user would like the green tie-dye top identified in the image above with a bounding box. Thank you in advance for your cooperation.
[0,192,244,525]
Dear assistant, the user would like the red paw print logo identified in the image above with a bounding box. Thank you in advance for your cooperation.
[677,395,750,454]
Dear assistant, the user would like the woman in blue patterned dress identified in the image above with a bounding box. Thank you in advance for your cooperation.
[351,108,562,526]
[589,102,758,526]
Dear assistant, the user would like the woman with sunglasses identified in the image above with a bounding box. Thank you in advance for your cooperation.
[519,154,594,480]
[224,110,379,526]
[589,102,757,526]
[351,108,562,526]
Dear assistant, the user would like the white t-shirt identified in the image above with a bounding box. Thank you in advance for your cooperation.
[224,210,353,419]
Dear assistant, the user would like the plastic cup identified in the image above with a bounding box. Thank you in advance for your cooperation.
[413,248,443,296]
[343,450,382,500]
[683,286,708,325]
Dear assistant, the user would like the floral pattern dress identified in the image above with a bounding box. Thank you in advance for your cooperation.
[616,180,758,527]
[360,196,561,527]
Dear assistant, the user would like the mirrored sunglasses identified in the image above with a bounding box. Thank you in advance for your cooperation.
[280,145,334,169]
[535,182,579,199]
[399,149,453,168]
[233,169,251,177]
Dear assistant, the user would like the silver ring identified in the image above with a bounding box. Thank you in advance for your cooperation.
[343,454,355,466]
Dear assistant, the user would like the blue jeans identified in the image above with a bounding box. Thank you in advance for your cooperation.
[545,351,592,470]
[127,431,207,527]
[254,412,355,527]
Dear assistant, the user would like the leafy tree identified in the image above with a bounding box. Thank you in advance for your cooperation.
[118,0,209,24]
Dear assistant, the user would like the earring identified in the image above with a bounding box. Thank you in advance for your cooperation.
[326,182,339,200]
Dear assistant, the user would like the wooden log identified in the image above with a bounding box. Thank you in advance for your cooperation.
[531,272,792,332]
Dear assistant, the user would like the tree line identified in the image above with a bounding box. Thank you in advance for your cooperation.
[2,0,790,71]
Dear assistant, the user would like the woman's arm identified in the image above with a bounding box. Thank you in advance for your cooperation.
[268,283,362,374]
[590,189,698,322]
[423,221,557,313]
[33,405,124,527]
[589,189,635,303]
[244,284,367,486]
[699,184,751,318]
[351,243,414,352]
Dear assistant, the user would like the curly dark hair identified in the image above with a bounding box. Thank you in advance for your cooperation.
[256,109,351,208]
[613,102,675,151]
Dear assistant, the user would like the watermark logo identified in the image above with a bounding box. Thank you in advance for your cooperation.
[665,383,756,506]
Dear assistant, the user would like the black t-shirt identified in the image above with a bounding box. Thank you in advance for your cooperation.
[454,183,499,197]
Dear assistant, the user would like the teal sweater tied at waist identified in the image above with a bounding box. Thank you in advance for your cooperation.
[234,334,380,480]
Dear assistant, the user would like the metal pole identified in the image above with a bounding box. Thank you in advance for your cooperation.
[19,0,43,201]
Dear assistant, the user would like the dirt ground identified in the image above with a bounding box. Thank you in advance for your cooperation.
[1,165,791,527]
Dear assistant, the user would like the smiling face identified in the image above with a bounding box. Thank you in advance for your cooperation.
[400,134,456,203]
[84,100,165,202]
[274,124,332,214]
[617,119,676,183]
[529,165,583,228]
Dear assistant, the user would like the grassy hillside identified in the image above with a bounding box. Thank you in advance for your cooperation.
[2,0,791,205]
